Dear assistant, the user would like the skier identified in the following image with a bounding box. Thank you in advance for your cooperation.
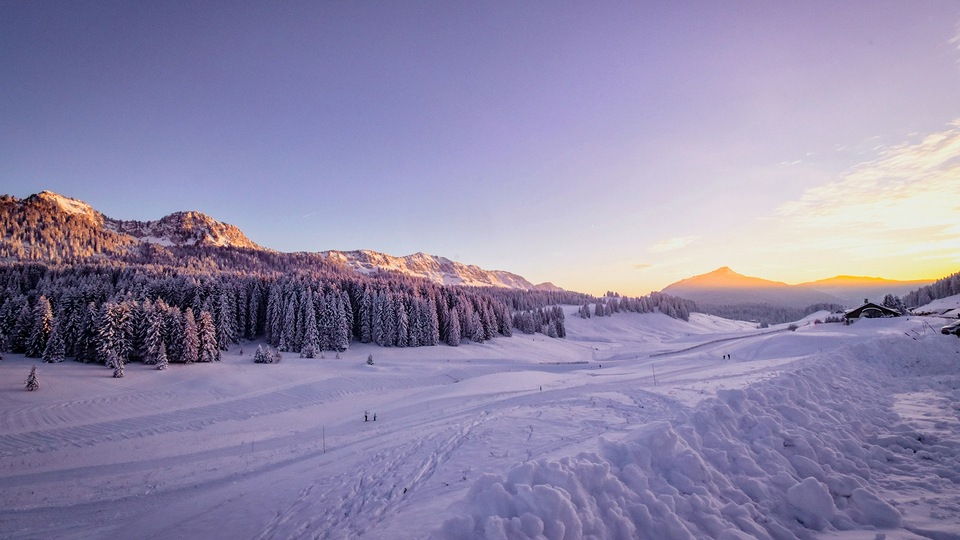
[364,411,368,422]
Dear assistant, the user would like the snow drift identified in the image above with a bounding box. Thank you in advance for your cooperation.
[434,336,960,539]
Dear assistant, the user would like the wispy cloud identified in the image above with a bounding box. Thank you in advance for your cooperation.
[774,120,960,263]
[647,236,700,253]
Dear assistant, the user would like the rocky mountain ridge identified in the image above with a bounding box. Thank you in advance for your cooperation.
[1,191,553,291]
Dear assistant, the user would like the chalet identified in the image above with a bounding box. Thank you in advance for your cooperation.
[844,300,901,322]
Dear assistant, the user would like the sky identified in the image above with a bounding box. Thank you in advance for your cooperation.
[2,1,960,296]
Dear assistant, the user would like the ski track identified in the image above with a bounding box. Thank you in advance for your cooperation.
[252,382,688,540]
[0,367,504,459]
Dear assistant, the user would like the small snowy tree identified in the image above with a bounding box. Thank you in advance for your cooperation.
[112,354,125,378]
[156,342,169,370]
[25,365,39,391]
[366,354,374,366]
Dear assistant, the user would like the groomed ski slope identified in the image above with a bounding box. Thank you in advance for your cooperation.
[0,310,958,539]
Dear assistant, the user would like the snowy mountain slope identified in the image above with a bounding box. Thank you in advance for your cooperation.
[3,191,549,289]
[1,312,958,539]
[27,191,102,223]
[913,292,960,317]
[321,249,543,290]
[0,190,262,257]
[105,210,261,249]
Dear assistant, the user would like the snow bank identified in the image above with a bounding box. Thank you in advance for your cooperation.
[434,335,960,539]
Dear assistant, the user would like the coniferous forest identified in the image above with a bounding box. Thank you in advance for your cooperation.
[0,192,702,367]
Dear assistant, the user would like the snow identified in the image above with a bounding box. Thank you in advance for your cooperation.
[35,191,99,219]
[1,312,958,539]
[914,293,960,317]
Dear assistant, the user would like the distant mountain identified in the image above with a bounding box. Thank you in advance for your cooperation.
[321,250,543,290]
[0,190,548,291]
[662,267,842,308]
[662,267,934,309]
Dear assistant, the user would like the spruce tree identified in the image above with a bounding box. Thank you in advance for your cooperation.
[12,304,33,354]
[27,296,53,358]
[156,342,169,370]
[26,365,39,391]
[181,308,199,364]
[42,321,65,363]
[333,293,350,352]
[143,304,165,365]
[197,310,220,362]
[446,307,461,346]
[301,294,319,358]
[112,354,125,378]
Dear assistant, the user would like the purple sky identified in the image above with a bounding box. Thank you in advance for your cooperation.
[3,1,960,294]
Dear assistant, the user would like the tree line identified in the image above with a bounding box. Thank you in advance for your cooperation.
[0,262,516,366]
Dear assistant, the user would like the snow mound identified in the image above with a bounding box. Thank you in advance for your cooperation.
[433,335,960,539]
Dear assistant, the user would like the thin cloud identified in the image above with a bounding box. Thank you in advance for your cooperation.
[647,236,700,254]
[774,120,960,263]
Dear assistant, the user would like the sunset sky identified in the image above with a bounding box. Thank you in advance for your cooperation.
[3,1,959,295]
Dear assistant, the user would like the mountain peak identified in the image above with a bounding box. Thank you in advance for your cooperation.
[671,267,789,289]
[27,190,102,223]
[105,210,261,249]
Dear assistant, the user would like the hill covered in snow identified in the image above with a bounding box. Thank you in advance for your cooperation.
[1,311,958,538]
[320,250,554,290]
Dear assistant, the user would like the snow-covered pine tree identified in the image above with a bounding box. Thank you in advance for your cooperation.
[446,307,461,346]
[181,308,199,364]
[128,299,149,362]
[12,303,33,354]
[407,298,423,347]
[112,354,124,378]
[98,302,130,365]
[27,295,53,358]
[143,302,165,365]
[318,290,335,351]
[216,290,235,350]
[333,292,350,352]
[245,280,262,340]
[471,310,484,343]
[358,286,373,344]
[426,295,441,345]
[156,341,168,370]
[163,304,184,362]
[74,302,99,363]
[395,296,409,348]
[42,320,65,363]
[301,290,319,358]
[197,310,220,362]
[265,282,283,346]
[26,365,39,391]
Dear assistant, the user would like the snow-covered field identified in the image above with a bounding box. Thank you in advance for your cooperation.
[1,310,958,539]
